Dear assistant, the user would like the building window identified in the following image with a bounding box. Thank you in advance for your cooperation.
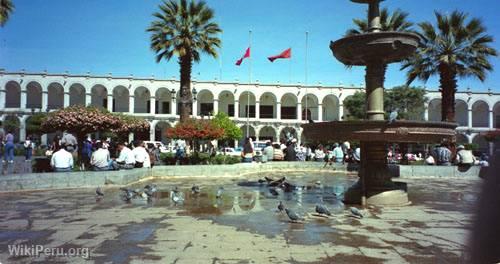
[496,115,500,128]
[260,105,274,118]
[244,105,255,118]
[161,102,170,114]
[228,104,234,116]
[281,106,296,119]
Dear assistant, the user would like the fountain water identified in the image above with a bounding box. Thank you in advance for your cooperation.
[302,0,457,206]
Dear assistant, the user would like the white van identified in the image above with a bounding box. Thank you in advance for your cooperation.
[143,141,171,153]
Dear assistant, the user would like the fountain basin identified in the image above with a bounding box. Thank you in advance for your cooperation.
[330,32,420,65]
[302,120,457,144]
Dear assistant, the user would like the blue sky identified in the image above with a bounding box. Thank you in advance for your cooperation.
[1,0,499,92]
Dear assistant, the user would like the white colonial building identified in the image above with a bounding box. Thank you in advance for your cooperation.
[0,70,499,153]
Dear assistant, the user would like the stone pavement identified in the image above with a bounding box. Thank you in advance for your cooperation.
[0,173,480,263]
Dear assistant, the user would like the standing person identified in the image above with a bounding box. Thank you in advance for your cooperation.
[314,145,326,162]
[132,141,151,168]
[272,143,284,161]
[3,131,15,163]
[24,136,33,162]
[174,143,185,165]
[90,141,113,171]
[50,146,74,172]
[81,138,93,170]
[333,143,344,163]
[61,132,78,159]
[285,139,297,161]
[241,138,254,163]
[435,142,452,166]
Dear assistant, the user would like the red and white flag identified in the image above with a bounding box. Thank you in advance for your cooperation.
[268,48,291,62]
[235,47,251,66]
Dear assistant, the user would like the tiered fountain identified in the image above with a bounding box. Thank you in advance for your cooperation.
[302,0,457,206]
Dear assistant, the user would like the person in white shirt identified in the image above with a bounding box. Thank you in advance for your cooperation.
[114,142,135,169]
[50,146,74,172]
[91,141,112,170]
[132,141,151,168]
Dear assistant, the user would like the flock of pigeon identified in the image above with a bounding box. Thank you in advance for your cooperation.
[94,176,365,223]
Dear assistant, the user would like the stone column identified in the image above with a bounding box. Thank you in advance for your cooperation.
[317,104,323,122]
[276,102,281,120]
[468,108,472,128]
[20,89,27,110]
[149,123,155,141]
[0,89,5,108]
[297,102,302,121]
[107,94,113,112]
[19,117,26,141]
[41,134,48,146]
[150,96,156,115]
[192,100,198,117]
[213,99,219,115]
[128,133,134,143]
[41,91,48,112]
[85,93,91,107]
[489,109,494,129]
[234,100,239,119]
[255,101,260,119]
[424,104,429,121]
[129,96,135,114]
[365,62,385,120]
[171,98,177,115]
[63,92,70,108]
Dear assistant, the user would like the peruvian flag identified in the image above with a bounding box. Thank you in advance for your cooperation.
[268,48,291,62]
[235,47,250,66]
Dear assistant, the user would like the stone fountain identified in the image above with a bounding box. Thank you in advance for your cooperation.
[302,0,457,206]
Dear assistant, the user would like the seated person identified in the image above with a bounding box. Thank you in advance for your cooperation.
[50,146,74,172]
[262,141,274,163]
[132,141,151,168]
[352,147,361,163]
[314,146,326,162]
[273,143,284,161]
[114,142,135,169]
[455,145,476,166]
[241,138,254,163]
[90,141,113,171]
[435,142,452,166]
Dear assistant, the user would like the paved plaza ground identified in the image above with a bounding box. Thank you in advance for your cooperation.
[0,172,479,263]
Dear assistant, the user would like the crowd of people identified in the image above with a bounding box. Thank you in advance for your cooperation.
[424,142,489,167]
[47,132,159,172]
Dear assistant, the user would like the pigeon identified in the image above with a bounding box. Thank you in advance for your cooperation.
[315,204,332,216]
[216,187,224,199]
[269,188,279,196]
[144,184,158,197]
[350,207,364,219]
[95,187,104,197]
[257,179,267,184]
[277,201,285,212]
[388,108,398,124]
[121,189,134,202]
[191,185,200,194]
[171,189,184,203]
[285,208,304,222]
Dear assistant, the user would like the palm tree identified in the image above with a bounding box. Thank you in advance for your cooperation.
[345,8,413,36]
[401,11,497,122]
[0,0,14,27]
[147,0,221,122]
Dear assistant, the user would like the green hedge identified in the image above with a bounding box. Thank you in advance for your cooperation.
[160,152,240,165]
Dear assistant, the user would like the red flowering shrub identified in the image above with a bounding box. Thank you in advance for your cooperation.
[167,118,224,141]
[481,129,500,142]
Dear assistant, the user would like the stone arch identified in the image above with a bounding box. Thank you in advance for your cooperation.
[26,81,42,109]
[259,92,277,119]
[69,83,86,106]
[91,84,108,108]
[218,90,235,117]
[280,93,297,119]
[155,88,174,114]
[455,99,468,127]
[197,89,214,116]
[472,134,489,154]
[493,102,500,129]
[279,127,297,142]
[5,81,21,108]
[428,99,441,122]
[154,121,171,142]
[472,100,489,127]
[301,93,319,120]
[240,124,256,142]
[239,91,256,118]
[113,86,130,112]
[259,126,276,142]
[134,86,151,113]
[47,82,64,110]
[322,94,340,121]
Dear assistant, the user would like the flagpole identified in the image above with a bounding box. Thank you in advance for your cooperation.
[305,31,309,122]
[246,30,252,138]
[219,30,223,81]
[289,51,292,84]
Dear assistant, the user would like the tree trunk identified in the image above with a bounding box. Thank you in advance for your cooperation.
[179,52,193,122]
[438,64,457,122]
